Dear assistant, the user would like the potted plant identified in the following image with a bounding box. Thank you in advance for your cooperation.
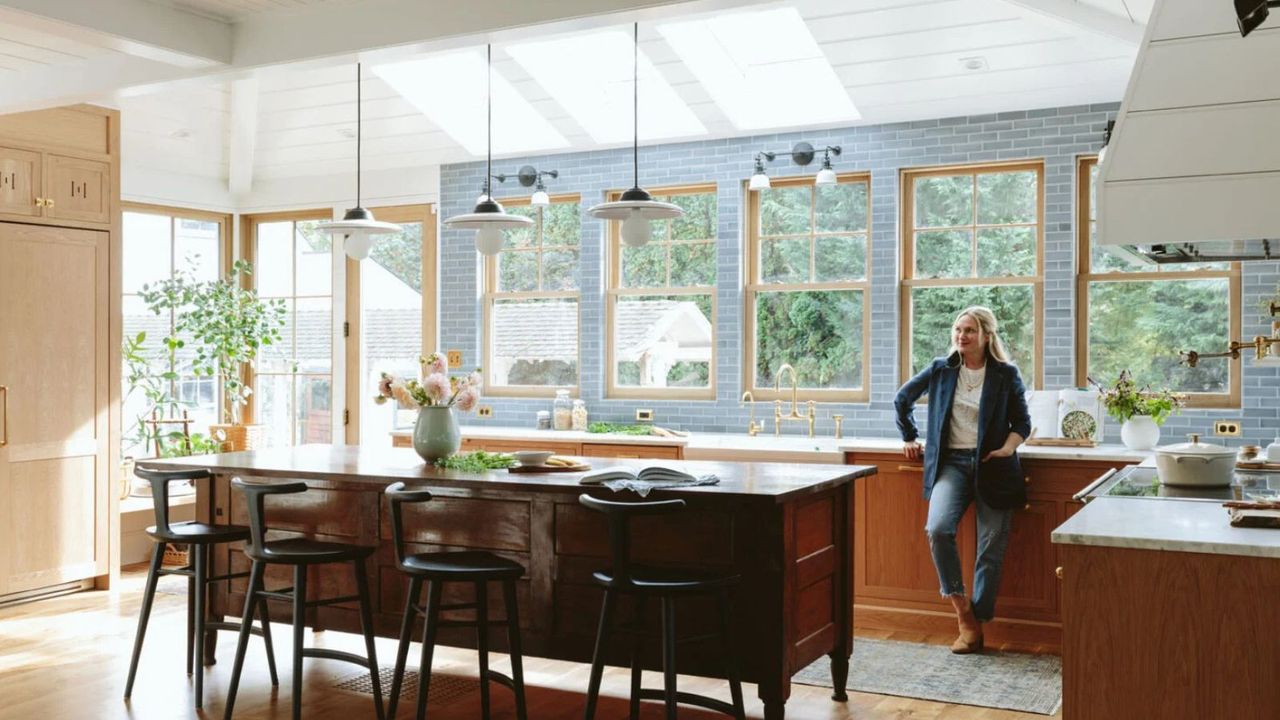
[137,260,288,451]
[374,353,482,462]
[1092,370,1186,450]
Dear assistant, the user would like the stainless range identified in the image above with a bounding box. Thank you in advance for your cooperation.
[1074,465,1280,503]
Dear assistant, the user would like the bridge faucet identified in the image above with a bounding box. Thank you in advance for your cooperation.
[773,363,816,438]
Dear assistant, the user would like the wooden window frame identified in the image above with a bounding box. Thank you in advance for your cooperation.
[481,193,582,398]
[344,203,437,442]
[899,159,1046,390]
[605,182,718,400]
[743,172,873,403]
[1074,155,1242,408]
[238,208,333,429]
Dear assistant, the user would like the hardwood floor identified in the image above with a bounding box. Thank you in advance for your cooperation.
[0,565,1060,719]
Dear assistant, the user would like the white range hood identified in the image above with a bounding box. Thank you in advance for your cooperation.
[1098,0,1280,263]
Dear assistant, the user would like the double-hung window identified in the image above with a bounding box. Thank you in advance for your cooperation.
[483,195,581,394]
[1075,156,1240,406]
[606,185,717,398]
[745,174,871,401]
[900,161,1044,388]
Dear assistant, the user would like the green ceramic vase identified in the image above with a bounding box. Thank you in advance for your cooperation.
[412,406,460,463]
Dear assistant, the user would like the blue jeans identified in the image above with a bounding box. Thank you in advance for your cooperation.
[924,449,1014,622]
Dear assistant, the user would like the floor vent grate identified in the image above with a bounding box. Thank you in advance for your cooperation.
[333,667,478,704]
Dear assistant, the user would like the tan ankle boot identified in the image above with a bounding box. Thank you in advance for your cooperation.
[950,599,984,654]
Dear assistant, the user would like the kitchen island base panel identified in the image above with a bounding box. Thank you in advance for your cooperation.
[1061,543,1280,720]
[169,446,868,719]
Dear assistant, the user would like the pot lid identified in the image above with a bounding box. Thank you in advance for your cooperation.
[1154,433,1236,457]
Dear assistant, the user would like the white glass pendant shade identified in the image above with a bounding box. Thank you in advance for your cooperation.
[815,167,837,186]
[620,212,652,247]
[345,233,376,261]
[475,226,505,255]
[531,188,550,206]
[749,172,771,190]
[324,207,402,260]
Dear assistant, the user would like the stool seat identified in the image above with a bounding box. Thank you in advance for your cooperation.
[146,521,250,545]
[593,565,740,593]
[247,537,376,565]
[402,550,524,580]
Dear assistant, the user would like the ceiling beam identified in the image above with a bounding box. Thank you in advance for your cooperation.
[0,54,194,113]
[0,0,231,68]
[228,78,258,196]
[1001,0,1145,45]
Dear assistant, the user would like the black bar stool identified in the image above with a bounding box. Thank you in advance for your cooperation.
[223,478,385,720]
[123,467,279,709]
[579,494,745,720]
[384,482,528,720]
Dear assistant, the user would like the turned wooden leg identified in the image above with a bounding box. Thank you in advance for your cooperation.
[829,650,850,702]
[763,700,786,720]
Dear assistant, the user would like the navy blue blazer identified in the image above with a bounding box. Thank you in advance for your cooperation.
[894,353,1033,510]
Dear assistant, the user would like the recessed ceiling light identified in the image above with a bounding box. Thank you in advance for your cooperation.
[336,127,356,139]
[169,128,192,139]
[959,56,988,72]
[373,50,568,156]
[657,7,858,130]
[506,28,704,144]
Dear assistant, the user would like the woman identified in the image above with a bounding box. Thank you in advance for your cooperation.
[894,306,1031,654]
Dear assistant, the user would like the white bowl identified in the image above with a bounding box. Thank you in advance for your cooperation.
[514,450,553,467]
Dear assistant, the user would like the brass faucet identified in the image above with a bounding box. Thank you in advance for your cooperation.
[774,363,817,438]
[740,391,761,436]
[833,414,844,440]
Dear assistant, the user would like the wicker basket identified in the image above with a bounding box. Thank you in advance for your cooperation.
[209,423,266,452]
[161,544,189,567]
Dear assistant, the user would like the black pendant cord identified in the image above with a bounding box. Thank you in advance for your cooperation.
[632,22,638,189]
[486,43,493,199]
[356,62,362,207]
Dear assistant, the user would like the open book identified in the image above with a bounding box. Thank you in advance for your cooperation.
[579,465,696,485]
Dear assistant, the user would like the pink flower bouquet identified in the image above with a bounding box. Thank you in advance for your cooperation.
[373,354,483,412]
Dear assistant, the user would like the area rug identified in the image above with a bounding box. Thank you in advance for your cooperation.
[793,638,1062,715]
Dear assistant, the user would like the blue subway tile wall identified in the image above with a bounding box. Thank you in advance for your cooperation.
[439,102,1280,447]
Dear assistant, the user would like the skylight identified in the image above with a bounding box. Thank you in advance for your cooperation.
[657,7,858,130]
[372,51,568,156]
[506,29,705,144]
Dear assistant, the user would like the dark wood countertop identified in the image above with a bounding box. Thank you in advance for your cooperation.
[142,444,875,502]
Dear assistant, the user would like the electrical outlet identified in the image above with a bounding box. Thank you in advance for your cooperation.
[477,405,493,418]
[635,408,654,422]
[1213,420,1241,437]
[447,350,463,368]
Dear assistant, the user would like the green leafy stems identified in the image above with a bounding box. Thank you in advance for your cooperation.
[1090,369,1186,426]
[586,422,653,435]
[434,450,516,472]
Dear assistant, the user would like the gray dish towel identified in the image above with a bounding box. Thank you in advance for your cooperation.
[601,474,719,497]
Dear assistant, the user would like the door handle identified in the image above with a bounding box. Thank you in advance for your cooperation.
[0,385,7,447]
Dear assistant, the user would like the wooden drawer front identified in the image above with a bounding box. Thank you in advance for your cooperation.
[1023,459,1129,499]
[462,438,581,455]
[581,442,682,460]
[0,147,41,217]
[391,434,411,448]
[554,502,732,564]
[45,155,109,224]
[380,496,531,552]
[229,483,370,541]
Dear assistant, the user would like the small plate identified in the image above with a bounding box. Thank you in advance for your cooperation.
[513,450,553,467]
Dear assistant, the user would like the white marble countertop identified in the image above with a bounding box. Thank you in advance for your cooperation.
[391,425,1149,464]
[1052,497,1280,558]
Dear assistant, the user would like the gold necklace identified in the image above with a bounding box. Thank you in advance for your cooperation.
[960,365,985,392]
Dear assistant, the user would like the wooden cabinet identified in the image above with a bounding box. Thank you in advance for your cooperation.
[461,438,581,456]
[45,155,110,224]
[391,434,685,461]
[581,442,681,460]
[0,223,110,596]
[847,451,1127,648]
[0,147,41,217]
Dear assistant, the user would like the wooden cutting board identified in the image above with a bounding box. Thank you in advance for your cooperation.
[508,463,591,474]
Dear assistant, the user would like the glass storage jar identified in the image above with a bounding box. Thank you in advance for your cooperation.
[553,389,572,430]
[571,399,589,431]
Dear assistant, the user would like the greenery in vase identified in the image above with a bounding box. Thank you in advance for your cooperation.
[435,450,516,472]
[586,422,653,435]
[1091,370,1186,425]
[136,260,288,425]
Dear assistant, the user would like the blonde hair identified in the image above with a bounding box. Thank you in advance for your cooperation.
[949,306,1011,363]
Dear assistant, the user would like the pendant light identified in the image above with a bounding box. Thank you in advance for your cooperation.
[586,22,682,247]
[443,44,533,255]
[319,63,403,260]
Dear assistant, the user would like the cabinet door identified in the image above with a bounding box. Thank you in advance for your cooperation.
[852,453,975,610]
[0,223,109,594]
[0,147,42,218]
[994,498,1061,620]
[45,155,110,224]
[581,442,682,460]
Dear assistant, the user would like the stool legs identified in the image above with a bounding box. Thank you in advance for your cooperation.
[388,575,423,719]
[414,580,443,720]
[124,543,166,699]
[476,581,491,719]
[583,588,616,720]
[502,579,528,720]
[224,559,266,720]
[629,596,648,720]
[661,597,677,720]
[291,565,307,720]
[193,544,208,707]
[354,558,386,720]
[717,590,746,720]
[258,587,280,687]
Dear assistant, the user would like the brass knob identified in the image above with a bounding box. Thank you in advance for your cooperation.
[1024,476,1031,485]
[1055,566,1063,580]
[34,197,45,207]
[1023,503,1030,510]
[45,198,54,208]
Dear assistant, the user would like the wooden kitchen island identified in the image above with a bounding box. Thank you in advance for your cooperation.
[145,444,874,719]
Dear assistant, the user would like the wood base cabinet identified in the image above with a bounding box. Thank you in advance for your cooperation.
[848,452,1127,649]
[1061,543,1280,719]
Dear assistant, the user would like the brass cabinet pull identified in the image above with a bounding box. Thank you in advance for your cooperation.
[0,385,7,447]
[1024,475,1031,485]
[1023,503,1031,510]
[45,198,54,208]
[34,197,44,207]
[1055,566,1063,580]
[896,465,924,473]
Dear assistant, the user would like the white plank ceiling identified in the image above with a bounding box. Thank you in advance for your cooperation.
[102,0,1148,185]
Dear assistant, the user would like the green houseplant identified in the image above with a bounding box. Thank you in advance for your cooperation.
[1092,370,1186,450]
[136,260,288,450]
